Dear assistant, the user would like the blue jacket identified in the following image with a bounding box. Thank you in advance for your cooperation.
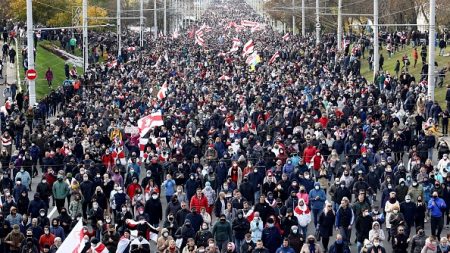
[428,197,447,217]
[275,246,295,253]
[162,179,176,196]
[309,188,326,210]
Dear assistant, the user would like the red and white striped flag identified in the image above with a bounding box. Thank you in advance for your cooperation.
[52,219,84,253]
[139,138,149,158]
[218,75,232,81]
[242,39,254,57]
[282,33,290,41]
[157,83,168,100]
[229,38,241,53]
[268,51,280,65]
[92,243,109,253]
[235,24,245,32]
[241,20,259,27]
[116,237,130,253]
[195,35,205,47]
[138,111,164,137]
[111,146,127,165]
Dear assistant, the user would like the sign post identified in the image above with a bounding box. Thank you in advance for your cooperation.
[26,69,37,81]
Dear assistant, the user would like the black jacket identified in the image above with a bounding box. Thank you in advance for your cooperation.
[232,217,250,240]
[319,210,336,238]
[144,198,162,225]
[355,215,373,243]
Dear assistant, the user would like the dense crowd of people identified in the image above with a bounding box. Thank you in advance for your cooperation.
[1,0,450,253]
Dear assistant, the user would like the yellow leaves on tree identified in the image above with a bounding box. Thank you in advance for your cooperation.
[7,0,109,27]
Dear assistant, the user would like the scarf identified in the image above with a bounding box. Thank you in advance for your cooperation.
[308,243,316,253]
[426,242,437,251]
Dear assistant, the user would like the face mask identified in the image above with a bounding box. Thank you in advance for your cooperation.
[268,223,274,228]
[40,212,45,216]
[292,229,298,234]
[405,199,411,203]
[413,182,418,186]
[336,239,343,244]
[20,169,24,172]
[163,232,168,237]
[393,210,398,214]
[238,214,243,219]
[93,204,98,209]
[433,195,438,199]
[106,219,111,223]
[419,231,424,235]
[254,169,257,173]
[122,208,127,212]
[202,225,208,230]
[45,231,49,235]
[340,185,345,188]
[374,242,380,247]
[220,219,226,223]
[315,186,319,190]
[304,175,310,179]
[152,195,158,199]
[308,239,315,244]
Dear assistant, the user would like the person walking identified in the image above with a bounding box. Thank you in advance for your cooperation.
[45,67,53,87]
[318,201,335,251]
[52,174,70,213]
[428,191,447,238]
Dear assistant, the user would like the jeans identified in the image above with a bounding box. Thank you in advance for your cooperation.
[357,241,363,253]
[312,208,322,227]
[339,226,352,243]
[431,216,444,238]
[234,238,244,253]
[300,225,307,237]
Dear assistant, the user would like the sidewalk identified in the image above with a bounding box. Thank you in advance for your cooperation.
[0,40,18,105]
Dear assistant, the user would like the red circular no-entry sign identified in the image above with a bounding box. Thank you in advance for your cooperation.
[26,69,37,80]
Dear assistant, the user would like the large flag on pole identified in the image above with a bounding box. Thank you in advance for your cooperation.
[268,51,280,65]
[242,39,254,57]
[55,219,84,253]
[138,111,164,137]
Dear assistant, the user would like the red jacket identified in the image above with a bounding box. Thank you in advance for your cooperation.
[190,194,208,211]
[39,233,55,251]
[102,154,115,169]
[303,146,317,163]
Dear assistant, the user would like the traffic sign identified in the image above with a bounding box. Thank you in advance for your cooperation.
[26,69,37,80]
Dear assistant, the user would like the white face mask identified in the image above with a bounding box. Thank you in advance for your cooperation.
[152,195,158,199]
[374,242,380,247]
[122,208,127,212]
[315,186,319,190]
[305,175,310,179]
[405,199,411,203]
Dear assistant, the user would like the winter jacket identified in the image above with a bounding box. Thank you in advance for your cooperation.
[355,215,373,243]
[5,229,25,251]
[162,179,176,197]
[212,220,232,242]
[250,217,264,242]
[262,226,282,253]
[300,243,323,253]
[328,242,351,253]
[410,233,426,253]
[400,201,417,226]
[232,217,250,240]
[68,200,83,219]
[52,180,69,200]
[190,194,208,212]
[15,171,31,190]
[335,206,354,228]
[308,187,326,210]
[145,198,163,225]
[428,197,447,218]
[318,210,335,238]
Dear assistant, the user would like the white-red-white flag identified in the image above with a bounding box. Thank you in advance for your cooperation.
[157,83,168,100]
[282,33,290,41]
[138,111,164,137]
[241,20,259,27]
[116,237,131,253]
[92,243,109,253]
[268,51,280,65]
[242,39,254,56]
[195,35,205,47]
[218,75,232,81]
[229,38,241,53]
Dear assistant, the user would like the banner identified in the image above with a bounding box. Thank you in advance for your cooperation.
[56,219,84,253]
